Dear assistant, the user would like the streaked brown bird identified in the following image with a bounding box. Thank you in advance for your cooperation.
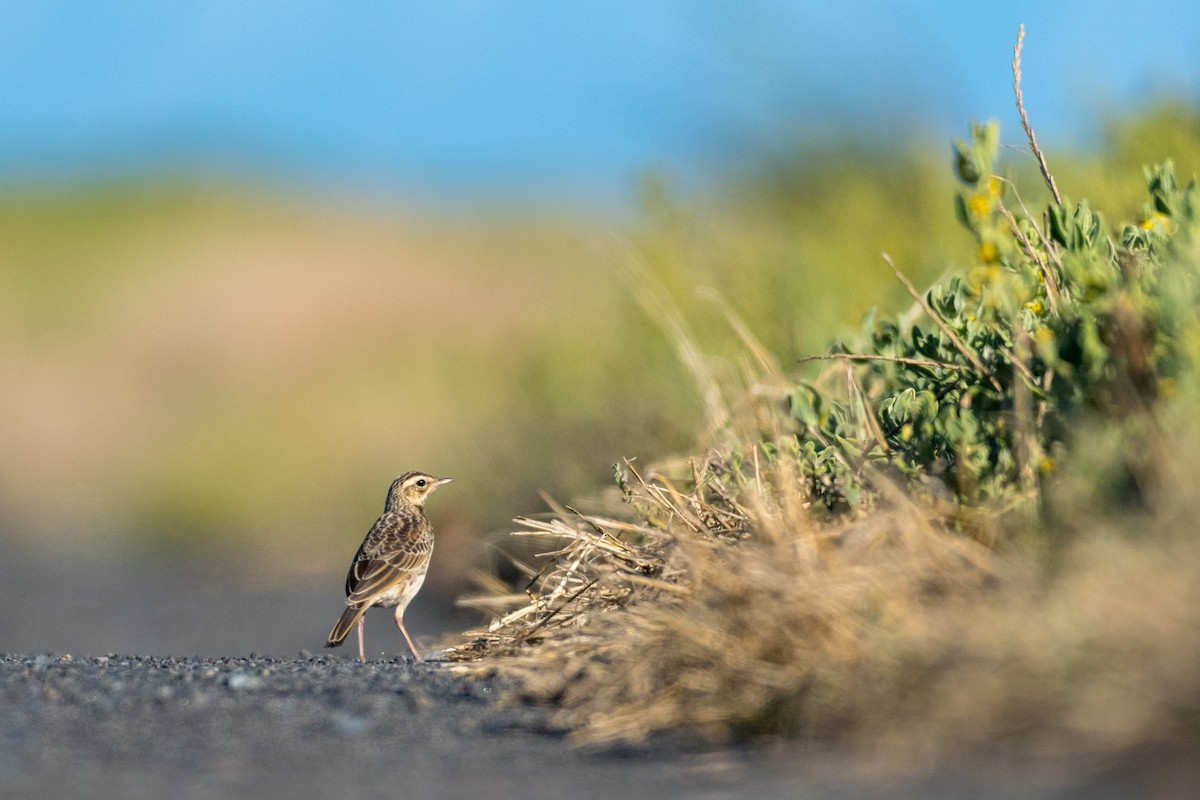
[324,471,453,663]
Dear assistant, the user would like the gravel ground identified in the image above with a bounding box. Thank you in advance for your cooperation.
[2,540,1196,799]
[0,653,857,800]
[3,653,1198,800]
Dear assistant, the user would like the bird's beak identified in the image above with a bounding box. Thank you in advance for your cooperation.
[436,477,454,487]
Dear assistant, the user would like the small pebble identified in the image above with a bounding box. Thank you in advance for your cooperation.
[226,672,264,691]
[331,712,369,737]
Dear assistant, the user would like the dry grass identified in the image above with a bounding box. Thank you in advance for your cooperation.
[447,403,1200,761]
[445,253,1200,762]
[446,446,1001,740]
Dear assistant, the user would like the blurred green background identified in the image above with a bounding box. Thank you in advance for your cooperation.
[4,106,1199,595]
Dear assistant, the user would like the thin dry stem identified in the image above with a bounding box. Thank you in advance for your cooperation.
[883,252,1003,392]
[846,360,891,456]
[798,352,968,372]
[696,286,783,379]
[997,198,1062,316]
[611,245,732,437]
[994,177,1068,301]
[1013,24,1063,206]
[1012,325,1038,497]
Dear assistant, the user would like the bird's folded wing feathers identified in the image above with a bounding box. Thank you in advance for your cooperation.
[346,547,431,605]
[347,561,402,604]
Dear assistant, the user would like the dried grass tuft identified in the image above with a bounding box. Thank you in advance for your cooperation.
[445,426,1200,759]
[443,244,1200,759]
[444,442,1007,742]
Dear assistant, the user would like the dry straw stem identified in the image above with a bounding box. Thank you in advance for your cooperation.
[1013,24,1063,207]
[883,252,1004,392]
[797,353,967,372]
[1011,325,1038,498]
[695,286,782,380]
[611,243,733,439]
[996,198,1063,316]
[846,360,891,456]
[443,458,718,674]
[999,176,1068,290]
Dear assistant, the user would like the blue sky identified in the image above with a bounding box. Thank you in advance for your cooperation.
[1,2,1198,207]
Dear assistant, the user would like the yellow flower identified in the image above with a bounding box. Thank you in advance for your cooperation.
[1038,455,1056,474]
[986,176,1002,198]
[1024,299,1045,315]
[978,241,999,264]
[967,192,991,217]
[1140,212,1172,232]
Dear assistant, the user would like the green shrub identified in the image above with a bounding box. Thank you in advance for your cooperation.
[786,121,1200,516]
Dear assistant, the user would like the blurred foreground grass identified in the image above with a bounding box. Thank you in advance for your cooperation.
[1,104,1198,608]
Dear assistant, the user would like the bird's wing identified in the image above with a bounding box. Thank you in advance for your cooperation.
[343,512,402,595]
[345,551,427,606]
[343,510,433,602]
[346,559,402,605]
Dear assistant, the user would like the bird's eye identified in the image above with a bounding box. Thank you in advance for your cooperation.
[416,479,426,487]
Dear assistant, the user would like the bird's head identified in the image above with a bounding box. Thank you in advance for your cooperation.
[385,471,453,511]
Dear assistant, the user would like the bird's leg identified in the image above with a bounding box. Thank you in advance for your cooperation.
[357,616,366,664]
[394,608,423,663]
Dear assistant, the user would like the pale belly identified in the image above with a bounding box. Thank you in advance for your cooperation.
[370,569,427,611]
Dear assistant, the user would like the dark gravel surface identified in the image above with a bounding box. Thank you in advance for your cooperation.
[0,653,862,800]
[3,653,1198,800]
[2,541,1196,799]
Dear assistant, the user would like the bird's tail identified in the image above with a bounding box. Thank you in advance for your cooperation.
[324,604,366,648]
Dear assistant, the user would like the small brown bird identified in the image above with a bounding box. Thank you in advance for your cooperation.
[324,471,453,663]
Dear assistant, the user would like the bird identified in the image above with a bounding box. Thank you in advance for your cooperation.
[324,471,453,663]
